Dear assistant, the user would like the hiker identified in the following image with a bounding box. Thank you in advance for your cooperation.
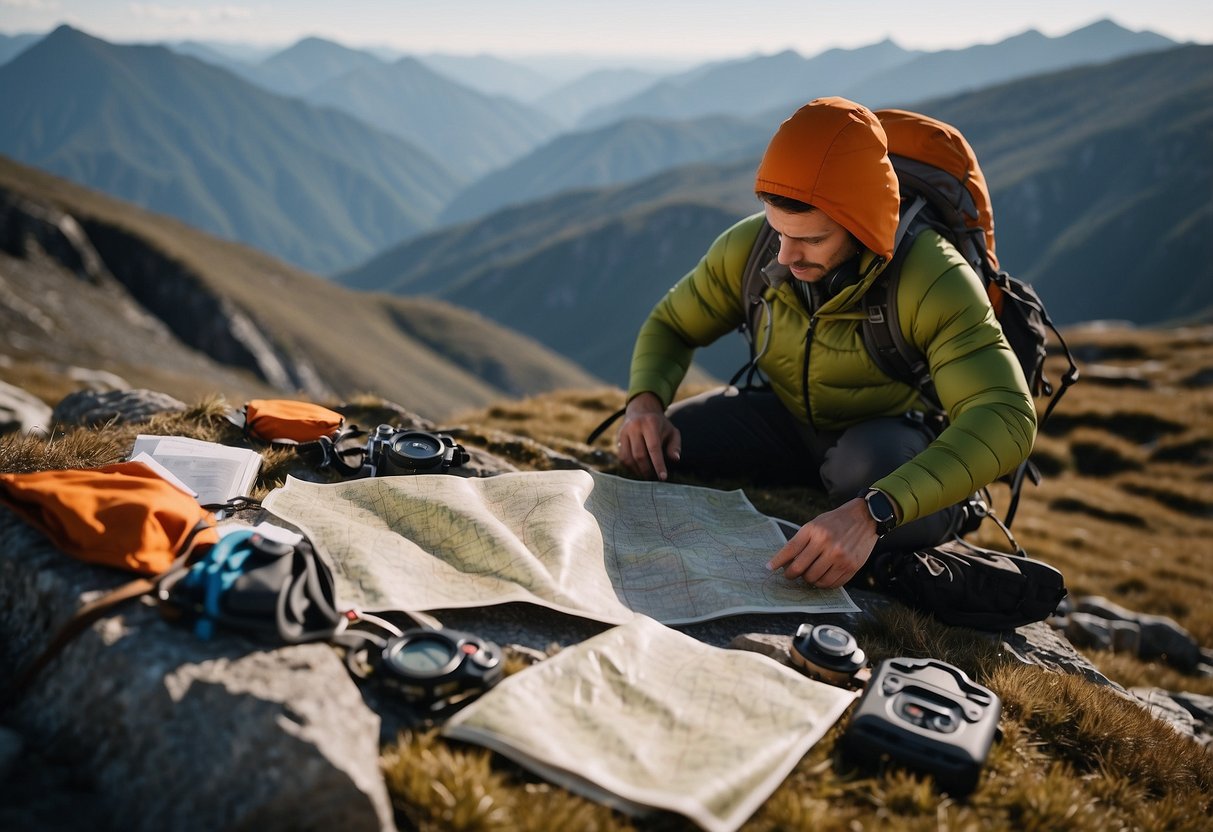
[616,97,1037,589]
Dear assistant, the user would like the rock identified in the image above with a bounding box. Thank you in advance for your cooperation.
[0,724,22,783]
[1062,611,1142,655]
[1001,620,1119,687]
[65,367,131,391]
[0,192,115,286]
[51,388,187,428]
[0,510,395,832]
[1074,595,1202,671]
[0,379,52,436]
[1130,688,1213,747]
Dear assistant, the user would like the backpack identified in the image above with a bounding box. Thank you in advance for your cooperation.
[740,108,1079,527]
[156,528,345,644]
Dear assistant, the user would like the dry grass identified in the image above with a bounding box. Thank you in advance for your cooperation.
[6,324,1213,830]
[422,324,1213,830]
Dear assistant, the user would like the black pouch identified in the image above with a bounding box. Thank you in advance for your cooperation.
[157,529,343,644]
[864,539,1067,631]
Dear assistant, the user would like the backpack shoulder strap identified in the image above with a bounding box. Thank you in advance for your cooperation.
[726,220,784,389]
[860,197,939,408]
[740,220,780,348]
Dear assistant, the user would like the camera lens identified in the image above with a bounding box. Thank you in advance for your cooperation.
[812,625,856,657]
[393,433,441,460]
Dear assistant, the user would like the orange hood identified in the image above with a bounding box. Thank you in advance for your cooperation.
[754,96,900,261]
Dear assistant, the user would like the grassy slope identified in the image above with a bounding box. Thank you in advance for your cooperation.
[0,156,601,420]
[430,324,1213,830]
[3,326,1210,826]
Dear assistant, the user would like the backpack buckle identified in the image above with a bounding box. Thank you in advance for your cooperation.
[867,306,886,324]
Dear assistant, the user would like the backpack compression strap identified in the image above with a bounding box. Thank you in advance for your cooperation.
[859,197,939,410]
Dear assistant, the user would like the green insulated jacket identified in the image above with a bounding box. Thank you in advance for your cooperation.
[627,211,1038,525]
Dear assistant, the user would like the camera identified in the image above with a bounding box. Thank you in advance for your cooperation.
[376,627,503,713]
[362,424,470,477]
[790,623,868,688]
[840,656,1001,795]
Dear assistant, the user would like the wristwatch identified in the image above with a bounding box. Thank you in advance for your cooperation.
[863,488,897,537]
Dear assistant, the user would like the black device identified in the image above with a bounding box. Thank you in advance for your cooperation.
[362,424,470,477]
[841,656,1001,795]
[376,627,503,713]
[790,623,868,688]
[863,488,897,537]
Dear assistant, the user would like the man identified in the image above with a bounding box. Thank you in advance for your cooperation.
[617,97,1036,590]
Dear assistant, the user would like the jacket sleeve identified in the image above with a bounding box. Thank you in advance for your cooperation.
[627,213,763,406]
[872,235,1038,524]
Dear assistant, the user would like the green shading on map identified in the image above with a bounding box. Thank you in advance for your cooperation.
[261,469,856,624]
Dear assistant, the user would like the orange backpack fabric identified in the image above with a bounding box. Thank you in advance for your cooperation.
[244,399,344,444]
[877,107,999,271]
[0,461,217,575]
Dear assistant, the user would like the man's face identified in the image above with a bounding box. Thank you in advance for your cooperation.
[764,203,861,283]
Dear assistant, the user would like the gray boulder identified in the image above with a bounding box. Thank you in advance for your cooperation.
[51,388,187,428]
[0,509,395,832]
[0,379,52,435]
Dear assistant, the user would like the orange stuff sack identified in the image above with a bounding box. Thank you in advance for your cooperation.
[244,399,343,444]
[0,461,218,575]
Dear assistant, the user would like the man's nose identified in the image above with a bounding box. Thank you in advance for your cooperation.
[776,239,799,265]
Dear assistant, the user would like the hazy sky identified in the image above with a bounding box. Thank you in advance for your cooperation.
[1,0,1210,61]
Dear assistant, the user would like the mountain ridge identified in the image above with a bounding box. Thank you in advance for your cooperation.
[0,25,461,275]
[0,154,599,419]
[339,44,1213,385]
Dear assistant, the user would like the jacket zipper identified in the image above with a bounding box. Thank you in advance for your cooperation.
[801,316,817,429]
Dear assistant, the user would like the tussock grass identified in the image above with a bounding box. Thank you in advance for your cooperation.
[7,324,1213,830]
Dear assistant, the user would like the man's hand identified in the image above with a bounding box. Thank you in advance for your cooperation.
[617,392,681,481]
[767,498,878,588]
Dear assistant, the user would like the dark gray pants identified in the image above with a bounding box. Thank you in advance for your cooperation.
[666,387,960,552]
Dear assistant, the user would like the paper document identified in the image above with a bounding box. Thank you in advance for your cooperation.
[130,435,261,506]
[262,469,856,624]
[444,615,857,832]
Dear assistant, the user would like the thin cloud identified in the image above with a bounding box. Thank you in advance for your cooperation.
[0,0,62,9]
[128,3,253,23]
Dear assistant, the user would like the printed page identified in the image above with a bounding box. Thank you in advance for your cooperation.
[444,615,857,832]
[130,435,262,505]
[261,469,856,623]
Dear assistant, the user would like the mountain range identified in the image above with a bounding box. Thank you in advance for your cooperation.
[0,155,599,420]
[339,44,1213,386]
[0,17,1207,402]
[301,55,562,179]
[438,114,768,224]
[575,19,1173,127]
[0,18,1179,280]
[0,25,461,275]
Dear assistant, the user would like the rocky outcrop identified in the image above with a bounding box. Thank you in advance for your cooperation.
[0,186,332,399]
[0,378,51,435]
[51,388,187,428]
[0,509,395,832]
[79,219,333,399]
[0,191,115,286]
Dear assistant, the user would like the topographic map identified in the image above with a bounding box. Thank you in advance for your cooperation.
[262,469,856,624]
[444,615,857,832]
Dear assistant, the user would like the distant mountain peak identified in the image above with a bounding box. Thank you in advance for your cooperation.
[1072,18,1130,34]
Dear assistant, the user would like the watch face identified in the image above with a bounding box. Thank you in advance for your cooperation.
[866,490,895,521]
